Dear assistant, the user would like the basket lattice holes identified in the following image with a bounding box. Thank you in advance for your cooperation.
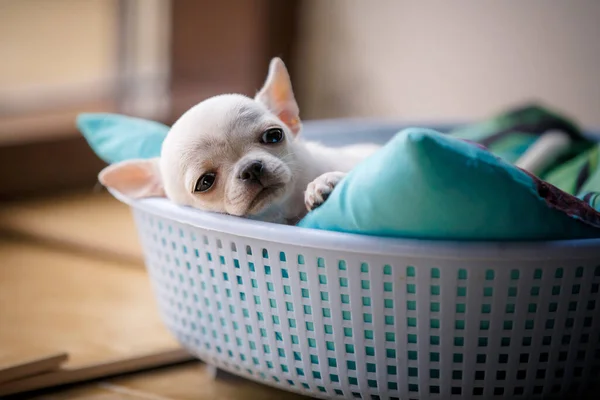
[136,211,600,398]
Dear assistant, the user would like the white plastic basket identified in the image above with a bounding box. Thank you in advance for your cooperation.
[111,120,600,399]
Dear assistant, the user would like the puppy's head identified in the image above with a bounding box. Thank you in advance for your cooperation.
[99,58,303,218]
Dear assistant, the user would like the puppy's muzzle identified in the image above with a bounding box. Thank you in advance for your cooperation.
[239,160,264,183]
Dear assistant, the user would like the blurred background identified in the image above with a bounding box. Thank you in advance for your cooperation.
[1,2,600,397]
[0,0,599,197]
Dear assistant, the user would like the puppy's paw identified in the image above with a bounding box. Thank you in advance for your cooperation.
[305,171,346,211]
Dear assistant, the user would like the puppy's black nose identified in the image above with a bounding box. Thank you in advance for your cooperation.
[239,161,264,182]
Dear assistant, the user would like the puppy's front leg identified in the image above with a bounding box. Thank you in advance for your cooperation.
[304,171,346,211]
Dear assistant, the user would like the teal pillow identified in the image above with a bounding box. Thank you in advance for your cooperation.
[298,128,600,240]
[77,113,168,164]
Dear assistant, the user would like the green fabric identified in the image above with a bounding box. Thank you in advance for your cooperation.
[451,104,581,144]
[482,133,538,164]
[450,104,600,209]
[450,104,591,173]
[581,146,600,193]
[543,147,597,193]
[77,113,169,164]
[298,128,600,240]
[544,145,600,211]
[580,192,600,211]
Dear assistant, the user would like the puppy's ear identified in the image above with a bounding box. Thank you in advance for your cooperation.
[98,158,165,198]
[255,57,301,135]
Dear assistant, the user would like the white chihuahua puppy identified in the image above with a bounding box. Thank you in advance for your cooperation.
[100,58,379,224]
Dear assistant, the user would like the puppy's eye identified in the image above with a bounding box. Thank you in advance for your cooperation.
[194,173,216,193]
[260,128,284,144]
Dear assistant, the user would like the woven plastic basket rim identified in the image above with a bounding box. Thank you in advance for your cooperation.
[112,189,600,262]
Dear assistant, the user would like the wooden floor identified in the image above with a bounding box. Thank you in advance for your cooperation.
[0,191,307,399]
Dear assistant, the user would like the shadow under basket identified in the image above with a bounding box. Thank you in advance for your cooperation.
[110,120,600,400]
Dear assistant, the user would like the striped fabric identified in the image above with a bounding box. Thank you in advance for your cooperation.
[450,104,600,210]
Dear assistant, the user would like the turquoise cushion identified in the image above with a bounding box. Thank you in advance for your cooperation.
[77,113,168,164]
[298,128,600,240]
